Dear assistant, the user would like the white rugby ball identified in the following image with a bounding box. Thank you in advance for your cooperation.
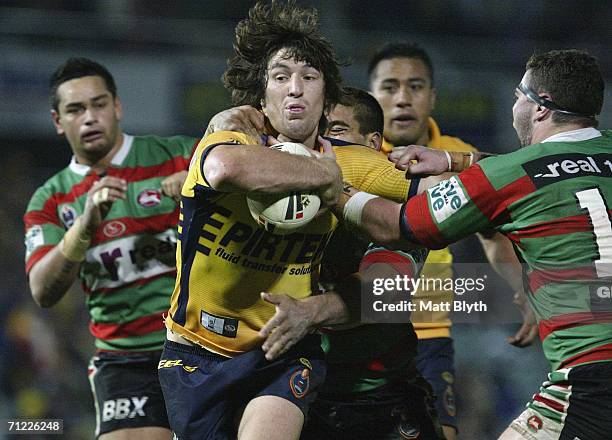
[246,142,322,234]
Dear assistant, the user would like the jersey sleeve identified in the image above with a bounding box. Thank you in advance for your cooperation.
[401,163,504,249]
[334,146,413,203]
[23,186,65,274]
[182,130,259,196]
[360,244,428,280]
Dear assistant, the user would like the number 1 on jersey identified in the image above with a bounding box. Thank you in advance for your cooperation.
[576,188,612,278]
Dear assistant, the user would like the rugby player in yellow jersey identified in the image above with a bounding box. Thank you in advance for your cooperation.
[157,2,443,440]
[368,42,532,440]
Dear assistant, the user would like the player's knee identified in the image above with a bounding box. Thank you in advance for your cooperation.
[238,395,303,440]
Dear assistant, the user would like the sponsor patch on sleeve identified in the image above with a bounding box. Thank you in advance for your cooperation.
[427,176,468,224]
[25,225,45,259]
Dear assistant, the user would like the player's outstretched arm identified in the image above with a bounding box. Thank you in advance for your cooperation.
[389,145,495,176]
[28,177,126,307]
[204,133,342,208]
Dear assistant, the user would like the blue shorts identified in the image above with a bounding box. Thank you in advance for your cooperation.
[415,337,457,430]
[158,334,326,440]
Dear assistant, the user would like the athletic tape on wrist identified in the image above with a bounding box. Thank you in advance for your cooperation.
[92,187,110,206]
[59,217,91,262]
[444,151,452,172]
[343,191,378,226]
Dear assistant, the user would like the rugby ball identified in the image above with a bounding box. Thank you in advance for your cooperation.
[246,142,322,234]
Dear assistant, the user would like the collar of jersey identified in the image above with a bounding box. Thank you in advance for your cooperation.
[541,127,601,144]
[69,134,134,175]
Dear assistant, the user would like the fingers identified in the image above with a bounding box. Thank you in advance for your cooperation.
[507,324,538,347]
[161,171,187,204]
[266,135,280,146]
[262,326,297,361]
[92,187,111,206]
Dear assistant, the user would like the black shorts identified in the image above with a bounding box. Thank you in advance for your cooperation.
[301,377,445,440]
[158,334,326,440]
[415,337,457,430]
[88,350,169,438]
[509,361,612,440]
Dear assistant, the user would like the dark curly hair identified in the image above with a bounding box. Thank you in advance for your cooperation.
[223,0,343,116]
[526,49,603,126]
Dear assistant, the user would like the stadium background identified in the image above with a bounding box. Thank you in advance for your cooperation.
[0,1,609,438]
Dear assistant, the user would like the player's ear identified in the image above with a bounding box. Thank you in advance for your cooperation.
[534,95,551,122]
[114,96,123,121]
[50,109,64,135]
[368,131,383,151]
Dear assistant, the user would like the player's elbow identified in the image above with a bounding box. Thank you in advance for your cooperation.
[30,285,54,308]
[203,149,242,190]
[28,271,61,308]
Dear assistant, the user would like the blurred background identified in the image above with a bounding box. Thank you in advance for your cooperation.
[0,1,609,438]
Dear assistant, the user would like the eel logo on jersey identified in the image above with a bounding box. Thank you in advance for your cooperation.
[428,176,468,224]
[289,368,310,398]
[103,220,127,238]
[60,204,78,228]
[527,415,543,432]
[137,189,162,207]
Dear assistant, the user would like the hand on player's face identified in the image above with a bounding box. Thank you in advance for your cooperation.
[82,176,127,235]
[205,105,266,144]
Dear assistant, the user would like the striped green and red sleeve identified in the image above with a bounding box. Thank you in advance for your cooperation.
[401,160,537,249]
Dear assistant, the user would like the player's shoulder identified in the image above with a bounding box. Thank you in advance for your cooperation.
[27,166,75,211]
[329,138,387,162]
[428,118,477,152]
[133,134,198,153]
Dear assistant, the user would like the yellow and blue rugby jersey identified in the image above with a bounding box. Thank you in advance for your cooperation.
[166,131,412,357]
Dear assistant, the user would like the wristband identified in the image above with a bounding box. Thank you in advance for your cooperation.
[59,217,91,262]
[444,151,452,172]
[92,187,111,206]
[448,151,475,172]
[343,191,378,226]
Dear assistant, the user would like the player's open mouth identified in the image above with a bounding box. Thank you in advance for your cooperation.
[82,131,104,142]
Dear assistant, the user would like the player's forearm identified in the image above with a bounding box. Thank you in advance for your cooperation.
[204,144,340,194]
[334,186,415,249]
[29,248,80,307]
[477,231,523,292]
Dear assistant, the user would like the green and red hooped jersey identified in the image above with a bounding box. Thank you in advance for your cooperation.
[24,134,198,352]
[402,129,612,370]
